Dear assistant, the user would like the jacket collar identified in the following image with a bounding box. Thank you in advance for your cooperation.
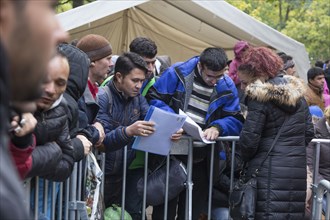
[245,75,306,107]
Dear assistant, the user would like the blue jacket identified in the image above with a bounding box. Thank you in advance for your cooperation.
[96,80,149,175]
[146,56,243,136]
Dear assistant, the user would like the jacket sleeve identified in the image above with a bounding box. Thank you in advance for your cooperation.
[26,141,62,179]
[71,137,85,162]
[96,91,132,152]
[145,67,179,113]
[41,120,75,181]
[9,134,36,179]
[238,99,266,161]
[27,122,75,182]
[303,98,314,145]
[207,77,244,136]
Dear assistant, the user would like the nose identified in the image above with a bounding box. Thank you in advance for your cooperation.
[136,81,143,89]
[147,63,154,72]
[109,59,114,68]
[44,82,56,97]
[210,78,217,86]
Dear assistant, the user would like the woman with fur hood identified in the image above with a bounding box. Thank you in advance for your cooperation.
[237,47,314,220]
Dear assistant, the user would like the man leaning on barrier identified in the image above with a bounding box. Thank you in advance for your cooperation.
[96,52,183,213]
[146,47,244,220]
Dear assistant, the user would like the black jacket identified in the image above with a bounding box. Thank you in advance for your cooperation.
[239,75,314,220]
[27,99,74,182]
[60,43,90,162]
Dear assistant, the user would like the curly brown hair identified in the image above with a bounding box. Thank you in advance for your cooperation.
[239,47,283,78]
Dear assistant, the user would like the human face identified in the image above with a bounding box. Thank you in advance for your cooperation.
[115,68,146,98]
[36,55,69,111]
[309,75,325,90]
[238,70,254,91]
[199,64,225,86]
[143,57,157,78]
[286,66,296,76]
[91,55,113,85]
[1,0,68,102]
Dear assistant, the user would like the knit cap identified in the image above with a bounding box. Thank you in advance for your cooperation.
[76,34,112,62]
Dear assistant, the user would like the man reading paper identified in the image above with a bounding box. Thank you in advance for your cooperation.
[146,47,244,220]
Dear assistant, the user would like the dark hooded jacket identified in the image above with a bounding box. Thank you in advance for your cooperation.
[26,98,74,182]
[60,43,90,162]
[239,75,314,220]
[77,86,100,145]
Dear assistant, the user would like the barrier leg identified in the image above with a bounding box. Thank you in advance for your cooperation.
[185,138,193,220]
[207,143,215,220]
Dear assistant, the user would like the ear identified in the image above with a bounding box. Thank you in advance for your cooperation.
[197,62,201,69]
[115,72,122,82]
[90,61,95,67]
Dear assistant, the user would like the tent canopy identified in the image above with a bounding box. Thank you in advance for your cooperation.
[57,0,310,81]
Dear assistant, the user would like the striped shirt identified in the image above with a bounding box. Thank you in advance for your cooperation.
[186,68,214,129]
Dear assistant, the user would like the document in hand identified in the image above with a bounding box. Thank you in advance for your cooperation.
[179,109,215,144]
[132,106,187,155]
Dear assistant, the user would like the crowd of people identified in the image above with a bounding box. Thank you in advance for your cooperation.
[1,1,329,220]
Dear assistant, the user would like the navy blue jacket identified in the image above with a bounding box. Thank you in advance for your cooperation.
[96,80,149,175]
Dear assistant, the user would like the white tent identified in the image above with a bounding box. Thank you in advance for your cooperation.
[57,0,310,81]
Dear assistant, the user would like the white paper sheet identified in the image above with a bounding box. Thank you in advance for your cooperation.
[179,109,215,144]
[132,106,187,155]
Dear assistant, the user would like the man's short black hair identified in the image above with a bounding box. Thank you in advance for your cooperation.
[199,47,228,71]
[114,52,148,79]
[129,37,157,59]
[314,60,324,69]
[307,67,324,81]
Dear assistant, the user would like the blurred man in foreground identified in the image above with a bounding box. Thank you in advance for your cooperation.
[0,0,67,218]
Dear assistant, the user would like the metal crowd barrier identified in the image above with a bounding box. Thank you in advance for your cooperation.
[128,135,240,220]
[24,137,329,220]
[24,137,240,220]
[24,149,105,220]
[310,138,330,220]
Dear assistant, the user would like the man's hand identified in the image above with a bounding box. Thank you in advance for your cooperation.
[76,134,92,155]
[125,120,155,137]
[203,126,220,141]
[11,113,37,137]
[171,128,183,141]
[93,122,105,146]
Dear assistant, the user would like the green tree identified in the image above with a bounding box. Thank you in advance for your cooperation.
[226,0,329,61]
[56,0,95,13]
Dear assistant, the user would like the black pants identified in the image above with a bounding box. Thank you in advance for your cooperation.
[152,159,208,220]
[104,174,122,208]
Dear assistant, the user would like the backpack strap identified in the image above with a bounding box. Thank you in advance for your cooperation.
[102,85,113,114]
[141,77,156,96]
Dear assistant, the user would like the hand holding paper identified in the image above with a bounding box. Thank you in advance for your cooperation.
[179,109,216,144]
[132,106,186,155]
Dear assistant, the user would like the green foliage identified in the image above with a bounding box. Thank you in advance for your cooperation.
[56,0,95,13]
[226,0,329,61]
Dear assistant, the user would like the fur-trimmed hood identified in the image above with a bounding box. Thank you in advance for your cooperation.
[245,75,306,113]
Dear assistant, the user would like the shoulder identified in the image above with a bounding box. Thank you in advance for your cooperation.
[216,74,237,92]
